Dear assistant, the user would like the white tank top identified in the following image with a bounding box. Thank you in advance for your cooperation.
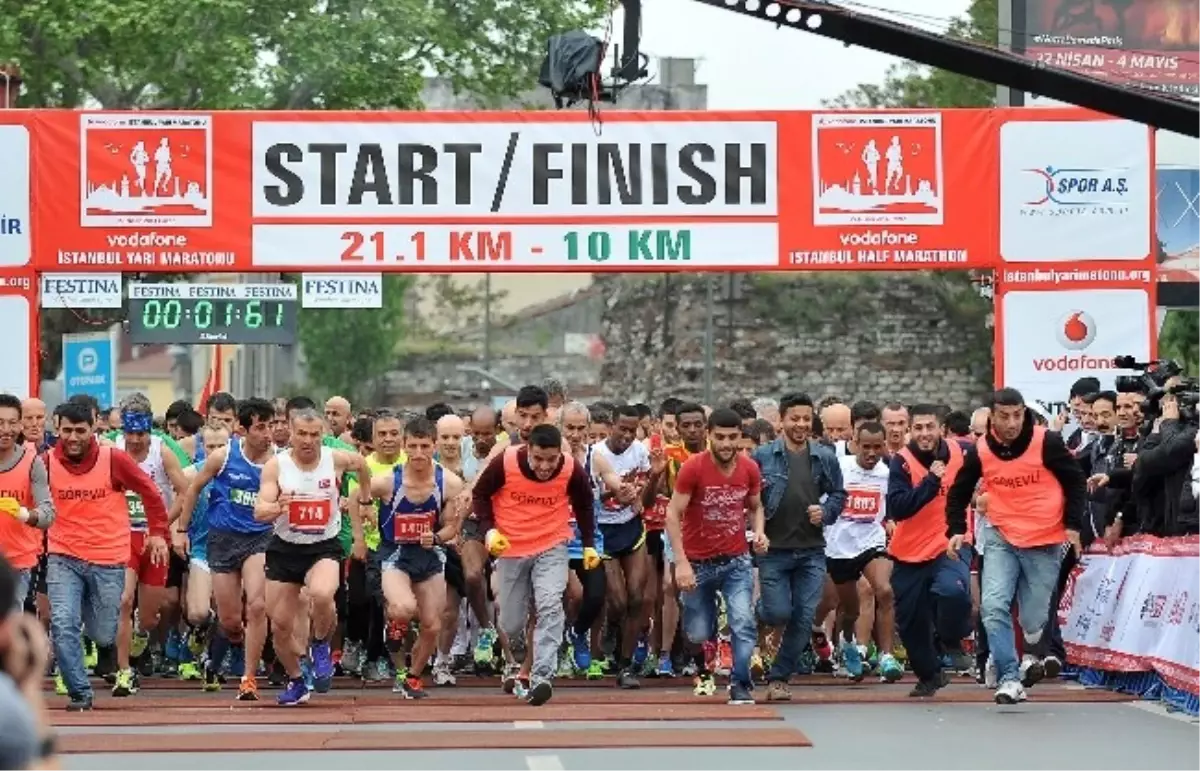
[117,434,173,508]
[275,446,341,544]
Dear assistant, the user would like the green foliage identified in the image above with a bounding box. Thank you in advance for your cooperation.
[824,0,998,109]
[411,275,509,355]
[1159,310,1199,375]
[296,275,413,404]
[2,0,606,109]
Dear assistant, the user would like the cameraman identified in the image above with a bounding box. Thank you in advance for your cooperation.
[0,553,58,769]
[1132,391,1198,536]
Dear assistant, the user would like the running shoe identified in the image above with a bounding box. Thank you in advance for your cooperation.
[399,674,428,699]
[617,667,640,689]
[557,647,575,678]
[300,657,316,692]
[433,660,457,686]
[908,672,950,698]
[994,679,1027,704]
[237,675,259,701]
[841,639,864,682]
[680,660,698,677]
[1019,654,1045,688]
[203,665,222,693]
[364,659,391,682]
[656,657,676,678]
[178,661,203,681]
[692,673,717,697]
[310,641,334,693]
[585,661,605,680]
[164,630,182,663]
[811,631,834,674]
[83,639,98,673]
[766,680,791,702]
[54,671,68,696]
[642,652,659,678]
[278,677,310,706]
[632,636,649,670]
[502,663,522,694]
[526,680,553,706]
[569,629,591,671]
[111,669,138,697]
[341,641,364,677]
[1042,655,1063,680]
[66,694,94,712]
[728,681,755,705]
[187,629,207,658]
[474,627,497,667]
[879,653,904,683]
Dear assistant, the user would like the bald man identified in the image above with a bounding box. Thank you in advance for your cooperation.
[970,407,990,439]
[20,398,48,451]
[500,400,518,440]
[324,397,352,439]
[821,403,852,445]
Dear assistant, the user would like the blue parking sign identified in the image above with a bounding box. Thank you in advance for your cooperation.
[62,332,115,409]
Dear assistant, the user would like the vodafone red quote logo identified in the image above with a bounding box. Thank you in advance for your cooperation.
[1033,309,1115,372]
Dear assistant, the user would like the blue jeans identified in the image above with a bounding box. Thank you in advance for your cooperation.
[14,568,31,612]
[978,527,1064,686]
[680,554,756,687]
[757,547,827,682]
[47,555,126,700]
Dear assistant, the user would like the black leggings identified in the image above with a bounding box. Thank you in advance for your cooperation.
[570,560,607,637]
[346,559,371,645]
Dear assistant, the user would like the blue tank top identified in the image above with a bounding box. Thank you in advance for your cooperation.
[378,465,444,547]
[207,439,269,534]
[187,462,213,545]
[567,446,604,560]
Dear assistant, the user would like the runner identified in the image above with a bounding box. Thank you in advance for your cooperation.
[45,401,169,711]
[111,398,190,697]
[432,414,478,686]
[254,407,372,706]
[665,407,767,705]
[175,398,277,700]
[458,406,500,671]
[369,417,466,699]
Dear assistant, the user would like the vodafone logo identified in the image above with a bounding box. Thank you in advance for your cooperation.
[838,230,919,247]
[1055,310,1096,350]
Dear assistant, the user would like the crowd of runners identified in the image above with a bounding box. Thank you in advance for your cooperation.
[6,375,1159,711]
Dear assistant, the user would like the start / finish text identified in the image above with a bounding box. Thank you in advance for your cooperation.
[251,121,778,218]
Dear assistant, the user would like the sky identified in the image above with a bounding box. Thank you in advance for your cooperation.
[611,0,974,109]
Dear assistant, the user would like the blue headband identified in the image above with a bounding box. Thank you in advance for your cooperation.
[122,411,153,434]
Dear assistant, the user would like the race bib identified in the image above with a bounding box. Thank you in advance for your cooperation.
[126,491,148,530]
[644,495,668,530]
[843,489,882,522]
[393,513,433,544]
[288,497,332,533]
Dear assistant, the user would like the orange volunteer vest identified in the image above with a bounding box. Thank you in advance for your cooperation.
[976,426,1065,548]
[492,447,575,558]
[889,440,963,563]
[47,446,132,565]
[0,446,40,570]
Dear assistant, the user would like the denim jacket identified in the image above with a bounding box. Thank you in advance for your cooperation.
[751,438,846,525]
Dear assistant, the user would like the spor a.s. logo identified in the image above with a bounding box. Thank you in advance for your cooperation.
[1023,166,1130,209]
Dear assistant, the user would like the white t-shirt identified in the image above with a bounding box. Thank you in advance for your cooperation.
[275,446,341,544]
[826,455,889,559]
[590,439,651,526]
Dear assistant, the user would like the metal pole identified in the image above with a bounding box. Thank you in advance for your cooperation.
[483,274,492,374]
[702,274,714,404]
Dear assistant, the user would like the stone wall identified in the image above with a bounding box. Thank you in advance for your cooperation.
[597,273,995,409]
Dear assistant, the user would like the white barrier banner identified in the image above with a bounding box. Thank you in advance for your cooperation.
[1059,535,1200,695]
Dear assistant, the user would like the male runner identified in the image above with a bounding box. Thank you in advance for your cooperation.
[590,404,653,688]
[473,423,600,706]
[175,398,276,700]
[369,417,466,698]
[457,406,501,670]
[254,407,372,705]
[432,414,478,686]
[111,399,190,696]
[205,393,238,434]
[46,401,169,711]
[324,397,353,443]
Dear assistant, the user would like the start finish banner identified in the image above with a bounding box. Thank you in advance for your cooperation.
[13,108,1152,274]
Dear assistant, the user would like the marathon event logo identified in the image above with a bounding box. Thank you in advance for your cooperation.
[1021,165,1131,216]
[251,120,778,218]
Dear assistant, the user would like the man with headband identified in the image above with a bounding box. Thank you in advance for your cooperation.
[111,394,190,697]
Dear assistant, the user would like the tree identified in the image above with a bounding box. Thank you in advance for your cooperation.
[295,275,413,404]
[1159,310,1199,375]
[824,0,998,109]
[415,275,509,346]
[4,0,605,367]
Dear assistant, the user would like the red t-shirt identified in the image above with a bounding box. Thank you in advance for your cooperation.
[673,452,761,561]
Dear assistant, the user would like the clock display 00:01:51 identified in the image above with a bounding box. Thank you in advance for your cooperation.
[139,298,288,330]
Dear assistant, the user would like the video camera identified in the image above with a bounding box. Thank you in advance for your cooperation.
[1114,356,1199,430]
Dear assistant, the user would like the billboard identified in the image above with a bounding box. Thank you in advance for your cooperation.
[1024,0,1199,96]
[1156,167,1199,283]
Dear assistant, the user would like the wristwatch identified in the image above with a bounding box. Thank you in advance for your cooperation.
[356,497,374,506]
[431,533,444,547]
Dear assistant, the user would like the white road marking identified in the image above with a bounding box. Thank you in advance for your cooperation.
[526,754,565,770]
[513,720,545,729]
[1124,701,1200,725]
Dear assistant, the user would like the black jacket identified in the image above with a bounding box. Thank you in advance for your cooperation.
[946,411,1087,538]
[1132,420,1198,536]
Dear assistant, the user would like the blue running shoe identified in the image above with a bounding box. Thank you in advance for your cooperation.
[310,641,334,693]
[656,657,676,678]
[300,657,315,692]
[227,646,246,679]
[841,640,864,682]
[277,677,310,706]
[164,630,181,663]
[632,636,649,669]
[569,629,591,671]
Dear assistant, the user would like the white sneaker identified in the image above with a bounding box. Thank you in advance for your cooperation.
[984,654,998,689]
[994,680,1027,704]
[432,662,456,686]
[1019,654,1044,688]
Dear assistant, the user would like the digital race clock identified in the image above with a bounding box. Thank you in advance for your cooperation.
[127,297,297,345]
